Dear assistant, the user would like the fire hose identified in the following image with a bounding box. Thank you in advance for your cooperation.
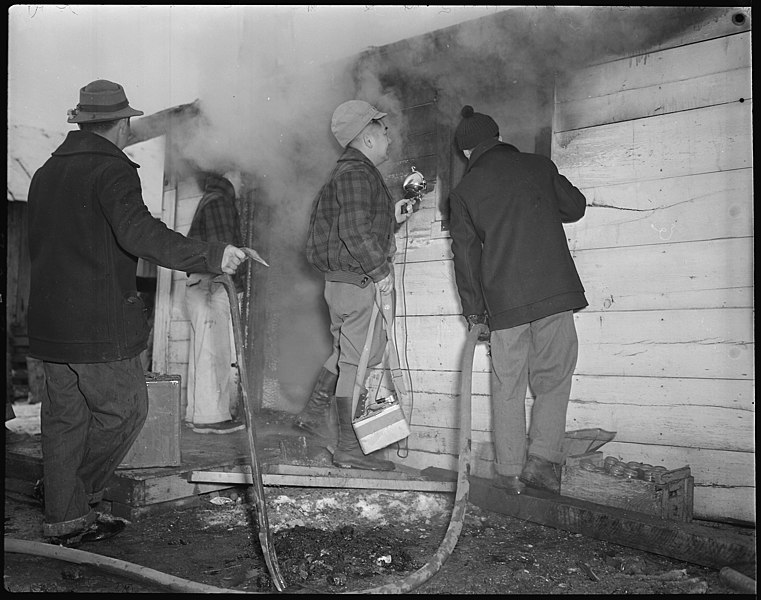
[4,304,486,594]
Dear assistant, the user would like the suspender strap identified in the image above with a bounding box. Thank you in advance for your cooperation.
[351,289,381,419]
[351,285,407,421]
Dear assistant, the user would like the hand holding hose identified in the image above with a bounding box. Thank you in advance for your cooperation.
[466,313,490,342]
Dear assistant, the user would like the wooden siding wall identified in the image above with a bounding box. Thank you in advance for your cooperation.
[152,9,751,524]
[151,178,204,414]
[550,29,753,524]
[372,23,753,525]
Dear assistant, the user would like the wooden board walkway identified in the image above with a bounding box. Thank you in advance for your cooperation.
[4,419,452,520]
[423,468,756,572]
[188,463,456,492]
[5,421,755,573]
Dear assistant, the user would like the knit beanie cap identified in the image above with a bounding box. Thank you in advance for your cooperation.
[454,105,499,151]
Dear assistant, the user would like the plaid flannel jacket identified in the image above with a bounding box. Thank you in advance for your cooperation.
[306,147,395,285]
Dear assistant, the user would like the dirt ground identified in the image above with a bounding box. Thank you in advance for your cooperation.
[4,472,754,594]
[4,400,755,594]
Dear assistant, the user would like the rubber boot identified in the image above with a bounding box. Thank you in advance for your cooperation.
[332,396,395,471]
[294,367,338,445]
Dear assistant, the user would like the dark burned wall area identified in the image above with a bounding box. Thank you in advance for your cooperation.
[349,6,730,225]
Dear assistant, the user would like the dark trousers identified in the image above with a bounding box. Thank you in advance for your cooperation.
[40,356,148,537]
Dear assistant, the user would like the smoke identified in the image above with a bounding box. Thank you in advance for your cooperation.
[351,6,727,138]
[161,6,728,410]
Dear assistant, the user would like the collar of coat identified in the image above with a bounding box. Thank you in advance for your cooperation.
[52,129,140,169]
[466,138,520,173]
[337,145,376,169]
[203,174,235,199]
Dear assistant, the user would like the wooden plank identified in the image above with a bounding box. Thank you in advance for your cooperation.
[405,387,754,453]
[391,170,753,259]
[188,465,456,492]
[552,101,752,188]
[566,402,754,453]
[396,237,754,316]
[394,259,460,317]
[690,486,756,526]
[574,309,754,380]
[561,7,751,64]
[151,183,177,374]
[393,310,754,380]
[400,236,453,263]
[571,169,754,250]
[557,67,750,132]
[401,415,755,480]
[174,193,202,233]
[557,32,750,104]
[108,471,232,506]
[555,33,750,130]
[461,472,756,570]
[577,240,753,312]
[405,370,753,412]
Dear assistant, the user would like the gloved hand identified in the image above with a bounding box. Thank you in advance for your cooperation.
[466,313,490,342]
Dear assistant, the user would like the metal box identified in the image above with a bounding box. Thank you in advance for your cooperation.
[119,373,182,469]
[353,395,410,455]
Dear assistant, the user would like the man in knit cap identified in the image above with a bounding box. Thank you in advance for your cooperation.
[448,105,588,495]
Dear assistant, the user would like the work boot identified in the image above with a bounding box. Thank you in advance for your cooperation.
[520,454,562,494]
[294,368,338,444]
[332,396,395,471]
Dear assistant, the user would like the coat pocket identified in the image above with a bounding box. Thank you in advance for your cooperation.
[121,291,150,349]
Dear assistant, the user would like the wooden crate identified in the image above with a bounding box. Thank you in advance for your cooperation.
[118,373,182,469]
[561,452,694,522]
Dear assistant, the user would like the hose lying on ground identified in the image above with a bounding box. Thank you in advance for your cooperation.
[354,323,484,594]
[5,325,485,594]
[3,537,247,594]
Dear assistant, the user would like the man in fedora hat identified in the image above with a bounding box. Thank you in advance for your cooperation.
[26,79,248,547]
[300,100,415,471]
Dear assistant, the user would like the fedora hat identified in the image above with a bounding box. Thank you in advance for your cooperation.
[67,79,144,124]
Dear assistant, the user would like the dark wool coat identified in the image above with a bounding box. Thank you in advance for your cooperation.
[27,130,228,363]
[449,139,588,331]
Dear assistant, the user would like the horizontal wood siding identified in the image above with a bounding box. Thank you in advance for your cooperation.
[152,9,752,524]
[554,33,751,131]
[152,180,202,411]
[546,29,754,523]
[376,22,754,524]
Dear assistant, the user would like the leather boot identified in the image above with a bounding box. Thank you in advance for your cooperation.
[520,454,562,494]
[294,368,338,445]
[332,396,395,471]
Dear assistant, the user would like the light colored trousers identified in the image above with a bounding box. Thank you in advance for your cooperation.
[489,310,578,476]
[183,275,236,425]
[322,281,387,399]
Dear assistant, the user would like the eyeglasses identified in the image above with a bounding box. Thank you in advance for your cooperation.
[371,120,389,137]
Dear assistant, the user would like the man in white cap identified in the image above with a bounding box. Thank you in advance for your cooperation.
[300,100,414,470]
[27,79,248,546]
